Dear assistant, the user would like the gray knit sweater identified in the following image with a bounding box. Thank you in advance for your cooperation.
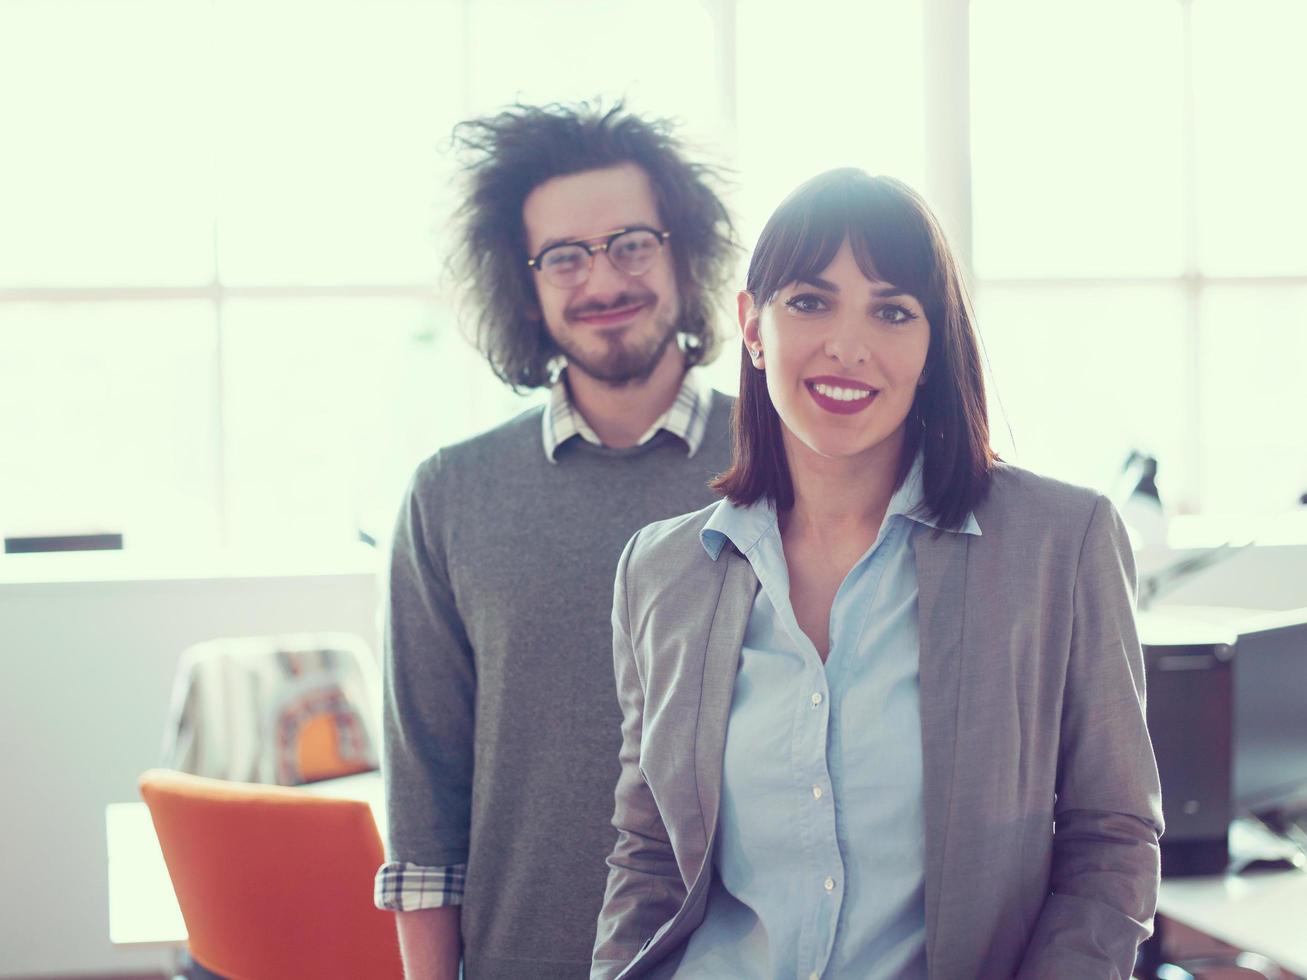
[383,393,734,980]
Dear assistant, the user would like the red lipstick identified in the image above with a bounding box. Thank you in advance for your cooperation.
[805,376,878,415]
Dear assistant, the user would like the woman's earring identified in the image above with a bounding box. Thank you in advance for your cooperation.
[749,346,763,364]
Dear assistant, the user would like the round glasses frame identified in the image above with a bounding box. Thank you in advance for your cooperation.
[527,226,671,288]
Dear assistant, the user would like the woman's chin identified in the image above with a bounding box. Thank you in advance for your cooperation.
[788,431,891,464]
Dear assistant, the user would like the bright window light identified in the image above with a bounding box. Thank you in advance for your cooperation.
[1198,285,1307,514]
[970,0,1185,278]
[0,302,220,551]
[0,1,216,286]
[215,1,465,285]
[221,298,533,552]
[2,0,1302,561]
[1193,0,1307,276]
[975,283,1188,494]
[464,0,728,147]
[735,0,927,249]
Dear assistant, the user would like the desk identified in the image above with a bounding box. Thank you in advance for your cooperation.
[1157,869,1307,977]
[106,770,384,947]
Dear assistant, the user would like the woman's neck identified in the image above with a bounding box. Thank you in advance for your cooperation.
[779,428,905,546]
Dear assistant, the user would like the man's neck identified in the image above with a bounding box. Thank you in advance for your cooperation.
[566,344,686,449]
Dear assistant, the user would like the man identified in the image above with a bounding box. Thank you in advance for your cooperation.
[374,103,739,980]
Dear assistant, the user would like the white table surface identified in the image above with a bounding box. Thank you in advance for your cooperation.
[106,770,384,947]
[1158,868,1307,976]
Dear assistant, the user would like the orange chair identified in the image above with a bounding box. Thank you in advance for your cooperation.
[138,768,403,980]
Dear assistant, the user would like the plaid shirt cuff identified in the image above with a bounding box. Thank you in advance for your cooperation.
[374,861,466,911]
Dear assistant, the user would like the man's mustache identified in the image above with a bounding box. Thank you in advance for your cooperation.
[565,289,657,320]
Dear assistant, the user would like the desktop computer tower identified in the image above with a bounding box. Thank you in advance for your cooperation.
[1142,610,1307,877]
[1140,628,1234,877]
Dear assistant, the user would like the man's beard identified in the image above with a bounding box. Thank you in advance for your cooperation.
[555,292,681,387]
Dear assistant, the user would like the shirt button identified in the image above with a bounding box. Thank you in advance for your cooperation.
[823,876,835,892]
[811,692,823,706]
[811,785,823,800]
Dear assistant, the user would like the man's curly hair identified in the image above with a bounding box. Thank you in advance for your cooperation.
[448,101,739,391]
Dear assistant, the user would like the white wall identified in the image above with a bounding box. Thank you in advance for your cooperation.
[0,565,378,979]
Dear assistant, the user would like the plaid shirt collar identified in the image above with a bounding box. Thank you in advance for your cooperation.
[542,365,712,463]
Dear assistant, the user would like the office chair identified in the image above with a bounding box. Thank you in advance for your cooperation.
[139,768,403,980]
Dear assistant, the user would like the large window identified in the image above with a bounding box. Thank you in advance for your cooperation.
[2,0,1302,561]
[0,0,732,556]
[971,0,1307,518]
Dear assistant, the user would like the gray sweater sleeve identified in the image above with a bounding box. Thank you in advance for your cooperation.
[382,452,477,867]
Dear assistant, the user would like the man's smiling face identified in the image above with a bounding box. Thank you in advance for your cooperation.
[522,163,680,385]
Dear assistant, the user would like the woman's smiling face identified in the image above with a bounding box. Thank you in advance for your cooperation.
[741,239,931,468]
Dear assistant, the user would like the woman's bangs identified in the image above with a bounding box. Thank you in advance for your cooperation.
[750,174,938,306]
[844,190,935,304]
[751,214,845,304]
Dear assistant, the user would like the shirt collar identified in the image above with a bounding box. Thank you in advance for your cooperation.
[700,452,981,561]
[541,365,711,463]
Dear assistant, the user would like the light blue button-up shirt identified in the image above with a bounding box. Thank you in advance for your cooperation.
[673,456,981,980]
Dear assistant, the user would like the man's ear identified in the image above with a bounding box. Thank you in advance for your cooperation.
[738,290,764,370]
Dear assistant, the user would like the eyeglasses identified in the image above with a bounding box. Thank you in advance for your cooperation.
[527,226,671,288]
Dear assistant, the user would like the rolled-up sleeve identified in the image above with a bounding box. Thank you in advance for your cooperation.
[374,860,466,911]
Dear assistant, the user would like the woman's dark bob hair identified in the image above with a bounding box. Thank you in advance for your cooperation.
[449,101,738,391]
[711,168,996,531]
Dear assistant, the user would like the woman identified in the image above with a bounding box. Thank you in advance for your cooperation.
[590,169,1163,980]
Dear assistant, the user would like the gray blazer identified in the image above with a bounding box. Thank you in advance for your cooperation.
[591,464,1164,980]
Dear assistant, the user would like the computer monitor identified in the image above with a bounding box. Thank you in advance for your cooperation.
[1233,616,1307,814]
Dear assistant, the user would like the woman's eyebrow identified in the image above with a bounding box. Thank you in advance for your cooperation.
[791,277,916,301]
